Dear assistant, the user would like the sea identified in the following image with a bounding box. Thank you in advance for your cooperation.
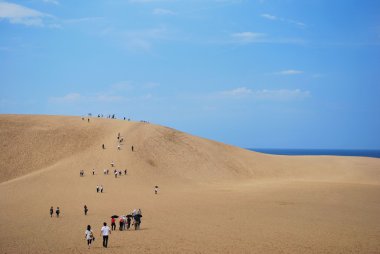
[248,148,380,159]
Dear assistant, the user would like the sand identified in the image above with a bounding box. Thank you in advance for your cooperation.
[0,114,379,253]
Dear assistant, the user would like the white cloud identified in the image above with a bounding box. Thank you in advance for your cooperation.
[0,1,45,26]
[220,87,253,97]
[100,26,170,52]
[231,32,266,43]
[64,17,104,24]
[49,92,123,104]
[50,93,81,103]
[276,70,303,75]
[153,8,175,15]
[129,0,174,3]
[219,87,310,100]
[261,13,277,20]
[0,1,59,27]
[42,0,59,5]
[49,80,159,105]
[95,94,123,102]
[111,81,134,90]
[260,13,306,28]
[144,82,160,88]
[254,89,310,100]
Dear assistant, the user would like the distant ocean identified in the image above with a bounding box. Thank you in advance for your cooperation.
[248,148,380,159]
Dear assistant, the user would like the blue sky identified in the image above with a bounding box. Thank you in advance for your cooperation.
[1,0,380,149]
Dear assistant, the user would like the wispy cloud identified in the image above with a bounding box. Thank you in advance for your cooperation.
[0,1,45,26]
[49,92,123,104]
[254,89,310,100]
[0,1,58,27]
[228,31,305,45]
[100,26,171,52]
[111,81,134,90]
[64,17,104,24]
[275,70,304,75]
[42,0,59,5]
[220,87,253,97]
[261,13,306,28]
[49,80,159,105]
[129,0,174,3]
[218,87,310,100]
[261,13,277,20]
[231,32,266,43]
[153,8,175,15]
[49,93,81,103]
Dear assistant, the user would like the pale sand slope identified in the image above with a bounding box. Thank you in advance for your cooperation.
[0,115,379,254]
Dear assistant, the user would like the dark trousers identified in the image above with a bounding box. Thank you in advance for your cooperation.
[111,223,116,230]
[102,235,109,247]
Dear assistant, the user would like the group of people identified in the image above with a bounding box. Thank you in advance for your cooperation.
[49,206,60,217]
[84,209,142,249]
[74,125,151,249]
[79,168,128,177]
[86,113,134,121]
[96,185,104,193]
[114,169,127,178]
[84,222,112,249]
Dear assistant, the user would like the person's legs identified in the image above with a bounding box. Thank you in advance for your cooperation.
[104,236,108,247]
[102,236,106,247]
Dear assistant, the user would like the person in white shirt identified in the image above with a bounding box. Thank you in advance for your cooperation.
[100,222,111,248]
[85,225,94,248]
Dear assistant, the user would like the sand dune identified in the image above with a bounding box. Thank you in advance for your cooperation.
[0,114,379,253]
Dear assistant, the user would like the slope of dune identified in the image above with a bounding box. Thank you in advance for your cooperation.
[0,114,379,254]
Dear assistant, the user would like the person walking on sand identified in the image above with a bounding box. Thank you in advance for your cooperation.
[111,161,114,167]
[100,185,103,193]
[96,185,99,193]
[85,225,94,249]
[126,215,131,230]
[102,144,105,149]
[92,169,95,175]
[111,217,116,231]
[124,169,127,175]
[100,222,111,248]
[131,145,134,152]
[119,217,124,231]
[117,144,120,150]
[56,207,60,218]
[50,206,54,217]
[155,185,159,195]
[84,205,88,215]
[114,171,118,178]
